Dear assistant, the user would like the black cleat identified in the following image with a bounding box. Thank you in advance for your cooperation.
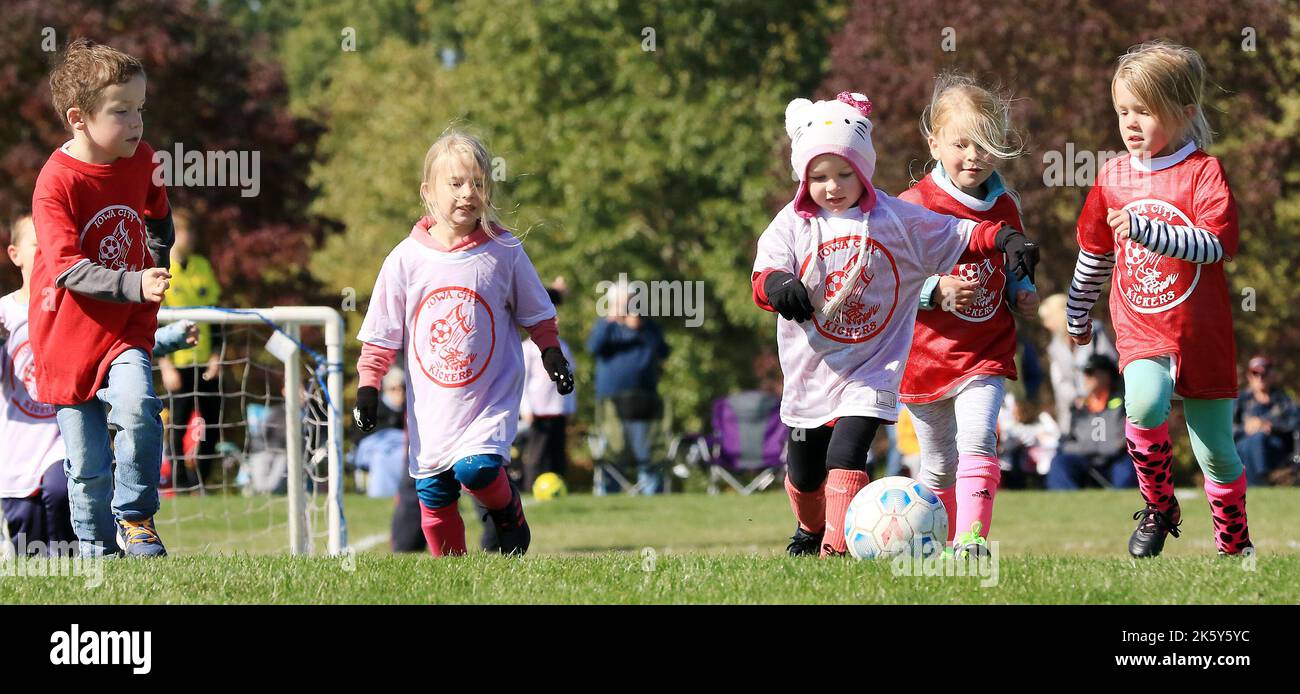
[786,526,823,556]
[1128,502,1181,558]
[484,485,531,556]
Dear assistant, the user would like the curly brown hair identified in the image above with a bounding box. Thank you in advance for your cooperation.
[49,38,144,129]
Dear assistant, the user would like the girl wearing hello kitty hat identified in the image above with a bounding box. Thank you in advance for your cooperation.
[751,91,1038,557]
[897,74,1040,557]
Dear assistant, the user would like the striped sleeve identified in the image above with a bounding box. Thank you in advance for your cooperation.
[1127,211,1224,264]
[1066,250,1115,337]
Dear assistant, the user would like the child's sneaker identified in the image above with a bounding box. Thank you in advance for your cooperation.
[786,525,823,556]
[116,517,168,557]
[1128,502,1181,558]
[952,521,991,559]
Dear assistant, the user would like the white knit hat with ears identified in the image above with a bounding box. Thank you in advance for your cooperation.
[785,92,877,219]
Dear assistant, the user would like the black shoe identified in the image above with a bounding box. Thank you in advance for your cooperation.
[1128,502,1181,558]
[786,526,823,556]
[484,486,531,556]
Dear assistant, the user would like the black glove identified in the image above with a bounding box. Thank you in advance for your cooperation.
[354,386,378,432]
[995,225,1039,284]
[764,271,814,323]
[541,346,575,395]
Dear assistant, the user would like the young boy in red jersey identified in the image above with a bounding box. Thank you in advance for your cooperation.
[28,39,175,558]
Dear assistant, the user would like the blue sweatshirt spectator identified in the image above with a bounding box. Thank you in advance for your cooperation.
[587,315,670,400]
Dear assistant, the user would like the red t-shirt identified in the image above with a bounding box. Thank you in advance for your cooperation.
[1076,147,1239,399]
[898,174,1020,403]
[28,142,169,405]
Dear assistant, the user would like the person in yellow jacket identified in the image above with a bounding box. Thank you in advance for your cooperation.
[157,210,224,490]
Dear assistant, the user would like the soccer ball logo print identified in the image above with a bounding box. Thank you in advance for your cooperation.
[412,286,495,388]
[84,206,147,272]
[6,337,55,419]
[1117,199,1200,314]
[805,236,899,343]
[952,258,1005,322]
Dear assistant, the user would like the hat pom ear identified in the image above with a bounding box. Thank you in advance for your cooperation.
[785,98,813,137]
[837,91,873,118]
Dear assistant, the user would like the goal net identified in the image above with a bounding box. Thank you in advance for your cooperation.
[153,306,347,556]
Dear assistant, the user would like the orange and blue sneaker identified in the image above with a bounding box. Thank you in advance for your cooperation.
[116,517,168,557]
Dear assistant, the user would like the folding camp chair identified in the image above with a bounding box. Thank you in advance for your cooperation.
[589,395,675,495]
[668,391,786,495]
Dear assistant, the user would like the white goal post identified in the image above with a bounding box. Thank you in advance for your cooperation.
[157,306,348,556]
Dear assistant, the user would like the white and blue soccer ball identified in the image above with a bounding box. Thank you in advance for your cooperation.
[844,476,948,560]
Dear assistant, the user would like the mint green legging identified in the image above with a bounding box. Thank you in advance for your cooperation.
[1123,357,1242,484]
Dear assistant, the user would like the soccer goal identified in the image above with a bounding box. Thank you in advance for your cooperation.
[153,306,347,556]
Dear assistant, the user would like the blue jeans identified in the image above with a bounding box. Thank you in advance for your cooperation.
[1236,432,1291,486]
[625,419,663,494]
[1046,451,1137,490]
[56,348,164,557]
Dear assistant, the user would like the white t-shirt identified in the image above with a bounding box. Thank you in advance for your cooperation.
[752,192,977,427]
[521,337,576,418]
[357,226,556,477]
[0,292,66,497]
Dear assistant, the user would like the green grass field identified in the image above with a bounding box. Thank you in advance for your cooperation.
[2,488,1298,604]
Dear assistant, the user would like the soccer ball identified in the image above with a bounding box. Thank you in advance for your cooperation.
[532,472,567,501]
[844,476,948,560]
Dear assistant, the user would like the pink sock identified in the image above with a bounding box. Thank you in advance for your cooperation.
[1204,471,1252,554]
[785,476,826,533]
[821,469,869,557]
[955,454,1000,539]
[420,504,467,557]
[464,468,513,510]
[934,485,957,543]
[1125,421,1176,511]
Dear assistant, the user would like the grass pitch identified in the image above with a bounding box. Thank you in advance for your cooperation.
[2,488,1297,604]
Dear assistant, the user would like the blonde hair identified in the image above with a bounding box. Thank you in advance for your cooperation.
[920,74,1025,161]
[1038,293,1069,337]
[420,128,511,243]
[8,214,35,247]
[1112,40,1213,149]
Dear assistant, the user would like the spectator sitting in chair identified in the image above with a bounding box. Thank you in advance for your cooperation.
[1046,355,1136,490]
[1234,355,1297,486]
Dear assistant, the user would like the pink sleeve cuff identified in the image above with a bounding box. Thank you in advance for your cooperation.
[524,317,560,352]
[358,342,399,389]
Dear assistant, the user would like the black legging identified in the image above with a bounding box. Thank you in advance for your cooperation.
[786,416,883,493]
[167,364,223,487]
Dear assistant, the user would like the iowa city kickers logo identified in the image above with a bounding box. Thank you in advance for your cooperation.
[81,205,148,272]
[5,337,55,419]
[801,236,900,343]
[952,258,1006,322]
[1116,199,1201,314]
[412,286,495,388]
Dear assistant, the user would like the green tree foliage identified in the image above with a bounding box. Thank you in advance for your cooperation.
[825,0,1298,387]
[0,0,326,308]
[301,0,843,428]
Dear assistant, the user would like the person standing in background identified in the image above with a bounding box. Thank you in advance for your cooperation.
[157,209,224,490]
[587,282,671,494]
[520,279,577,490]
